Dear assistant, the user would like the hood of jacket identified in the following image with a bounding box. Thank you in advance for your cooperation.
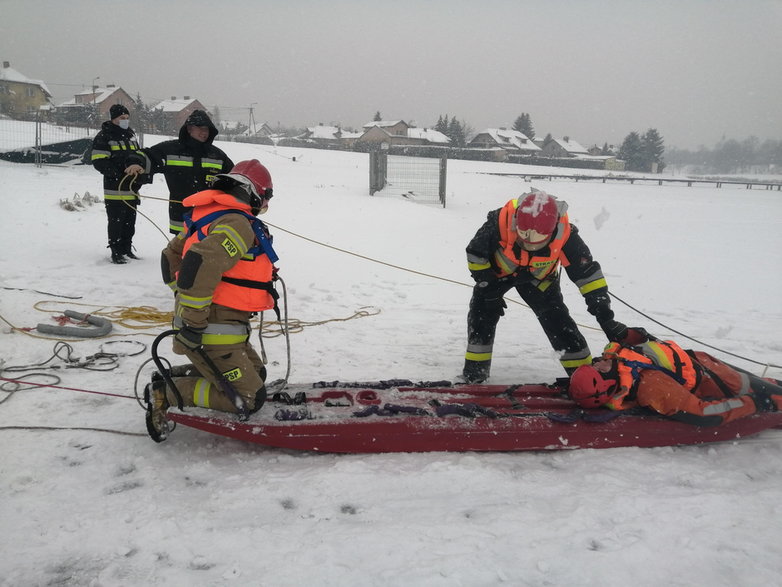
[178,109,218,146]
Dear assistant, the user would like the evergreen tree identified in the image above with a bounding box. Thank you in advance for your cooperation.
[435,114,449,135]
[641,128,665,172]
[601,142,612,156]
[513,113,535,139]
[447,117,466,147]
[373,111,382,121]
[543,133,553,146]
[619,131,645,171]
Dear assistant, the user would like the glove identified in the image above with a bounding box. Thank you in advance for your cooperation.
[751,390,778,412]
[471,268,497,289]
[175,325,205,351]
[600,319,628,343]
[622,327,650,346]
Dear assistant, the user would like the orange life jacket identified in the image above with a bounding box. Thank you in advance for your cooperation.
[182,190,277,313]
[494,197,571,280]
[602,339,700,410]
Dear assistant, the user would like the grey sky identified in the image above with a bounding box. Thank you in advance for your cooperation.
[3,0,781,149]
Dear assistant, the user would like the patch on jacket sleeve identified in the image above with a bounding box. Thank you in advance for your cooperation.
[221,237,240,257]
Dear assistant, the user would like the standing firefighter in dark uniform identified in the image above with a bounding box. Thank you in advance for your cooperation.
[462,189,628,383]
[126,109,233,234]
[144,159,279,442]
[91,103,145,264]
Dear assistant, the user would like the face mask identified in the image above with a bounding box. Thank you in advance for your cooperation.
[118,119,130,130]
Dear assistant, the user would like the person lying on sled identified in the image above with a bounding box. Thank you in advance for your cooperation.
[567,328,782,426]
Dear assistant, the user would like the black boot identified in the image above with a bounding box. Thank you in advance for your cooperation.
[461,359,491,384]
[111,251,127,264]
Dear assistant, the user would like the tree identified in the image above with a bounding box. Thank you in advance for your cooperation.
[543,133,553,146]
[447,117,466,147]
[435,114,449,135]
[513,113,535,139]
[373,111,382,121]
[619,131,645,171]
[641,128,665,172]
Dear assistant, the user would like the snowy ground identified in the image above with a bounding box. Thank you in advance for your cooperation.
[1,136,782,586]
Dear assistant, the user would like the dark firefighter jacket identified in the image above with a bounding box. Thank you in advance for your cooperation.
[128,117,233,232]
[466,202,614,322]
[91,121,143,201]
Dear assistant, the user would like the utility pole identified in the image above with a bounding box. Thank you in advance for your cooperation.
[249,103,257,135]
[92,76,100,105]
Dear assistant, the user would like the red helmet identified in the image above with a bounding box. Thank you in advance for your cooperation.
[229,159,273,198]
[568,365,618,408]
[213,159,273,214]
[516,190,559,250]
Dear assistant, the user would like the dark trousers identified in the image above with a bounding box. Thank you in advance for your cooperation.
[105,200,137,254]
[465,275,591,377]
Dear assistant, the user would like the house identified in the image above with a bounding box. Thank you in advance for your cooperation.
[540,136,589,158]
[0,61,53,119]
[57,84,136,121]
[406,127,450,145]
[57,84,135,126]
[149,96,208,134]
[468,128,540,154]
[355,120,449,148]
[294,124,363,149]
[355,120,411,146]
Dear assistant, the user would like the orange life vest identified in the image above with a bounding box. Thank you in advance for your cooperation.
[602,339,700,410]
[182,190,276,312]
[494,198,571,280]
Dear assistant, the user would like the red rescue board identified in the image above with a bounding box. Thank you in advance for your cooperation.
[166,382,782,453]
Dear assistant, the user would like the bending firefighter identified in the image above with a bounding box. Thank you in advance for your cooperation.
[462,189,626,383]
[568,329,782,426]
[145,159,279,442]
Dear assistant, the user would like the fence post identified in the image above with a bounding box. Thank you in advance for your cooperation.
[368,148,387,195]
[34,111,42,167]
[439,155,447,208]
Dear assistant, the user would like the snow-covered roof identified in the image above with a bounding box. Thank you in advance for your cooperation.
[363,120,406,129]
[151,98,199,112]
[407,127,450,144]
[307,125,341,139]
[58,87,129,107]
[476,128,541,151]
[0,65,52,97]
[552,137,588,154]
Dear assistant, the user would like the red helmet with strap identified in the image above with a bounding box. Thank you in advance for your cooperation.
[515,190,559,250]
[568,365,619,408]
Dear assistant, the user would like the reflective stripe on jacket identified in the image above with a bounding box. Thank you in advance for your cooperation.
[602,339,699,409]
[182,190,276,313]
[493,197,571,280]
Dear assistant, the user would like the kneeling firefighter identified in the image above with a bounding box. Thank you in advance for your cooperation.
[145,159,279,442]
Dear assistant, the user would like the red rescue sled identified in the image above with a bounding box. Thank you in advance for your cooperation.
[166,381,782,453]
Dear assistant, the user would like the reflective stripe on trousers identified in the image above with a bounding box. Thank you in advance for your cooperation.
[172,316,250,345]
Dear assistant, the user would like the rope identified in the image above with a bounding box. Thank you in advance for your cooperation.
[610,292,782,370]
[128,185,779,371]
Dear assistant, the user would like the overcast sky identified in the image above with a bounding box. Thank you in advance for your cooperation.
[3,0,781,149]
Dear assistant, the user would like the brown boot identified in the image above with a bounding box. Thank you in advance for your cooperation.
[144,381,170,442]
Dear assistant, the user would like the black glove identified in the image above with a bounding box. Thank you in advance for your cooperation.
[471,268,497,288]
[600,319,628,343]
[175,325,205,350]
[751,387,779,412]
